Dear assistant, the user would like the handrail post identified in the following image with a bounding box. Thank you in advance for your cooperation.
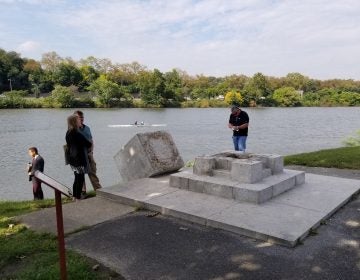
[34,171,72,280]
[55,189,67,280]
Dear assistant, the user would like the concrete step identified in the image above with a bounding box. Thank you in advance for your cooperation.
[97,173,360,247]
[262,168,272,178]
[212,168,273,181]
[212,169,230,179]
[214,157,232,170]
[170,169,305,204]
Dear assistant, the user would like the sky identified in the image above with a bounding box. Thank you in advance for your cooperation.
[1,0,360,79]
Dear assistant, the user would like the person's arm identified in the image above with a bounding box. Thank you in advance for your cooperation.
[229,123,248,130]
[87,127,94,152]
[236,112,249,129]
[31,158,38,175]
[237,123,249,129]
[38,157,45,172]
[89,139,94,153]
[228,115,236,130]
[78,132,92,149]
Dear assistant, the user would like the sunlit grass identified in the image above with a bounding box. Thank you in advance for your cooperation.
[0,198,121,279]
[284,146,360,169]
[0,198,71,217]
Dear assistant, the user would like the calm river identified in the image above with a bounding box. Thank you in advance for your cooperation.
[1,107,359,201]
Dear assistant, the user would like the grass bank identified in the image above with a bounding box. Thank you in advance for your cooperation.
[0,197,122,280]
[284,146,360,169]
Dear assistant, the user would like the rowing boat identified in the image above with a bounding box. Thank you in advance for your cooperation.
[108,124,167,128]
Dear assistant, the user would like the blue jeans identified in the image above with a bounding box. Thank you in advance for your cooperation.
[232,136,247,151]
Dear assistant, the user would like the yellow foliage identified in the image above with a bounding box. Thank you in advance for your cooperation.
[199,99,210,108]
[224,90,243,105]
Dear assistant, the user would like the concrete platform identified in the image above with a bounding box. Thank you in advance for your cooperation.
[98,173,359,247]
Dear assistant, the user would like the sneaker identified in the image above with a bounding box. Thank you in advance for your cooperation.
[80,193,88,200]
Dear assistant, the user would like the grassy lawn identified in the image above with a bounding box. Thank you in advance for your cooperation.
[0,198,122,280]
[284,146,360,169]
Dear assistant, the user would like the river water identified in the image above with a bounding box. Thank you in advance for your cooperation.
[0,107,359,201]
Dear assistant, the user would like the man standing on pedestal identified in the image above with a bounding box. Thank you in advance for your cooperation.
[74,110,102,194]
[228,105,249,152]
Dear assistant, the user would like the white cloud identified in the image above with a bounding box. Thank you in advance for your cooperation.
[17,40,41,53]
[0,0,61,4]
[15,41,43,59]
[2,0,360,78]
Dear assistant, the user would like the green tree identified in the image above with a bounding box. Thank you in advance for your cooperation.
[24,59,44,97]
[243,73,271,106]
[187,75,218,100]
[222,74,249,91]
[78,65,99,90]
[137,69,165,106]
[52,63,83,87]
[88,75,122,107]
[50,85,75,108]
[284,73,308,90]
[164,69,183,101]
[79,56,112,74]
[320,79,360,93]
[340,91,360,106]
[38,70,55,93]
[303,78,321,93]
[272,87,302,107]
[0,48,30,92]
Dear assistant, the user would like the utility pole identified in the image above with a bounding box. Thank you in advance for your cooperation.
[8,78,13,91]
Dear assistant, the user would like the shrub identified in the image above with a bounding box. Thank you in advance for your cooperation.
[343,130,360,147]
[50,85,75,108]
[224,90,243,105]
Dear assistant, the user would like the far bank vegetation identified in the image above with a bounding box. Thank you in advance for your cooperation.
[1,48,360,108]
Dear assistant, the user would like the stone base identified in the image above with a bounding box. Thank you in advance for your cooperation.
[170,168,305,204]
[97,173,359,247]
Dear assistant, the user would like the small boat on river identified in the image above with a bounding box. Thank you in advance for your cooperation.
[108,123,167,128]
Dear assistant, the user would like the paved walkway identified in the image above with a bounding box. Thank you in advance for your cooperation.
[17,167,360,280]
[17,196,134,235]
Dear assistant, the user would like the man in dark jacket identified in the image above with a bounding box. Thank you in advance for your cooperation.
[28,147,45,200]
[228,105,249,152]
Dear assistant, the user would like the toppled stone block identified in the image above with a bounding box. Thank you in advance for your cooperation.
[114,131,184,182]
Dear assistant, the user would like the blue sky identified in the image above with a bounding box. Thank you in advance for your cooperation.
[1,0,360,79]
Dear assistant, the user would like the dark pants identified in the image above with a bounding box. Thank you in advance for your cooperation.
[33,178,44,200]
[73,172,85,199]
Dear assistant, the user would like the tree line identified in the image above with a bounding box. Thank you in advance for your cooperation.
[1,48,360,108]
